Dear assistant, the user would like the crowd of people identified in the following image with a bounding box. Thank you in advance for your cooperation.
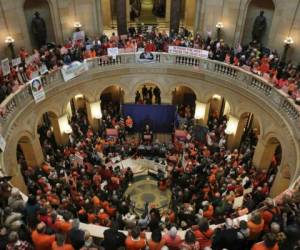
[0,25,300,106]
[1,94,299,250]
[0,26,300,250]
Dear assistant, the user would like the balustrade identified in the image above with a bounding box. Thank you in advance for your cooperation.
[0,53,299,138]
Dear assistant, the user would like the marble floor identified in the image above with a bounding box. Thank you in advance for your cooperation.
[124,176,171,215]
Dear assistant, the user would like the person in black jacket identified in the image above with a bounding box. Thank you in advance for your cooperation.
[102,221,126,250]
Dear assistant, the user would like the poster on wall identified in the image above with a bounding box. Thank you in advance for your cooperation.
[30,77,46,103]
[61,61,88,82]
[107,47,119,59]
[1,58,10,76]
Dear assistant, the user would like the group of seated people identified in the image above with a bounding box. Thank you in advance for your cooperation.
[0,25,299,106]
[0,99,298,250]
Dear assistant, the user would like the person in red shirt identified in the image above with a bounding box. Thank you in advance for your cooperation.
[251,233,279,250]
[125,226,146,250]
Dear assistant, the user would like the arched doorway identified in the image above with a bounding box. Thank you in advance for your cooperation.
[136,83,161,104]
[37,112,57,154]
[237,112,260,151]
[100,85,125,114]
[172,86,196,129]
[24,0,55,48]
[17,135,44,184]
[242,0,275,46]
[66,94,90,136]
[207,95,230,125]
[172,86,196,109]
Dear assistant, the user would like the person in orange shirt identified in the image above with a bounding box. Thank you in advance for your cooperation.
[193,218,214,249]
[261,198,280,231]
[251,233,279,250]
[125,226,147,250]
[54,212,72,233]
[32,222,55,250]
[98,208,110,225]
[202,201,214,220]
[248,213,265,240]
[91,195,101,207]
[147,229,166,250]
[52,233,74,250]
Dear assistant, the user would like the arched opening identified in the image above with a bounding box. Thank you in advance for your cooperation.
[238,112,260,151]
[242,0,275,46]
[24,0,55,48]
[207,95,230,126]
[66,95,90,136]
[136,83,161,104]
[100,85,125,114]
[172,86,196,126]
[129,0,167,24]
[37,112,57,154]
[181,0,196,31]
[17,135,42,184]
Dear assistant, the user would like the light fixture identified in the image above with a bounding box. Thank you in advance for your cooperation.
[284,36,294,45]
[4,36,16,58]
[58,114,73,134]
[194,101,206,120]
[216,22,224,29]
[282,36,294,63]
[90,101,102,119]
[75,94,83,99]
[212,94,221,100]
[74,22,82,28]
[225,115,239,135]
[216,22,224,41]
[5,36,15,44]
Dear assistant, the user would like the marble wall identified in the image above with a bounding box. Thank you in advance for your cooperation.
[0,0,299,61]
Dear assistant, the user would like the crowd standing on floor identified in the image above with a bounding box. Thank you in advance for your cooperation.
[1,96,299,250]
[0,26,300,250]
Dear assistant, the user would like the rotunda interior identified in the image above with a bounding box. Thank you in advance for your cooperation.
[0,1,300,250]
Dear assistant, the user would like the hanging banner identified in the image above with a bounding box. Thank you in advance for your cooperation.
[168,46,209,59]
[107,47,119,59]
[11,57,21,67]
[1,58,10,76]
[61,61,88,82]
[0,134,6,152]
[30,77,45,103]
[135,51,156,64]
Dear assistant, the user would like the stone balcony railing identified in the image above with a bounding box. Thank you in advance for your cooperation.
[0,52,299,139]
[1,52,300,239]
